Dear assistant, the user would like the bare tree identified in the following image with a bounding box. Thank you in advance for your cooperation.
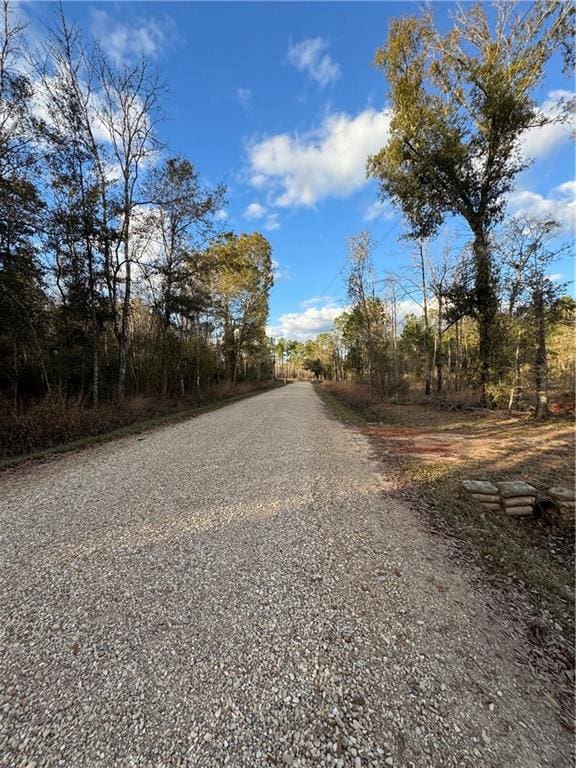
[498,216,570,420]
[96,55,164,399]
[345,231,383,389]
[37,11,106,404]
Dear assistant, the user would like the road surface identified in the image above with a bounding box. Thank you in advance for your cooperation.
[0,383,571,767]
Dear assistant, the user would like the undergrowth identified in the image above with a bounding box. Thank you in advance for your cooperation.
[0,381,281,462]
[317,380,575,644]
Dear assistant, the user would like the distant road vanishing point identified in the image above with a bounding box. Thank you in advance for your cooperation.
[0,382,572,767]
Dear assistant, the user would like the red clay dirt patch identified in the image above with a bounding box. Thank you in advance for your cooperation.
[361,424,465,460]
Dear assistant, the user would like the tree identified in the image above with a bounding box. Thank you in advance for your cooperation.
[497,216,570,420]
[95,54,164,399]
[137,157,225,397]
[35,12,164,400]
[0,0,48,405]
[345,231,387,389]
[210,232,273,385]
[428,245,459,394]
[415,240,433,395]
[367,1,573,404]
[38,13,109,403]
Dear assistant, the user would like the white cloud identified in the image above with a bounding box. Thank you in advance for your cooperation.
[267,296,423,341]
[243,202,266,219]
[508,180,576,233]
[264,213,280,231]
[396,299,423,324]
[243,203,280,231]
[91,9,171,64]
[30,77,117,146]
[521,90,574,160]
[271,258,292,281]
[268,303,344,341]
[287,38,341,88]
[363,199,395,222]
[247,108,392,208]
[300,296,333,308]
[236,87,253,108]
[214,209,228,222]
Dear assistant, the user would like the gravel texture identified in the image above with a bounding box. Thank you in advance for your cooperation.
[0,382,572,767]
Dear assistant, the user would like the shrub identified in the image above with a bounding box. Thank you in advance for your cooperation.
[0,381,277,460]
[321,381,380,410]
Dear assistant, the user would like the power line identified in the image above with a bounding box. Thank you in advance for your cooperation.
[370,217,401,254]
[318,214,403,300]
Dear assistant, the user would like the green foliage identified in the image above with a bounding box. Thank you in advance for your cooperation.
[368,3,572,237]
[0,4,275,407]
[209,232,273,383]
[367,1,573,402]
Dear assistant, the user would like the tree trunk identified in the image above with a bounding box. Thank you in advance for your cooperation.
[472,227,497,407]
[418,240,432,396]
[196,329,201,389]
[454,320,462,392]
[12,341,18,410]
[116,206,132,401]
[390,280,398,387]
[533,288,549,421]
[507,330,522,413]
[160,321,170,399]
[117,332,128,401]
[160,358,169,399]
[436,292,443,393]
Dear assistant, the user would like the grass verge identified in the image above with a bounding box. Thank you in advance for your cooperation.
[1,382,286,472]
[314,383,369,426]
[317,381,575,679]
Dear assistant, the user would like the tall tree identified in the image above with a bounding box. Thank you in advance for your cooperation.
[497,216,569,420]
[367,1,573,404]
[137,157,225,397]
[96,55,164,399]
[38,13,109,403]
[345,231,386,389]
[210,232,273,385]
[0,0,47,405]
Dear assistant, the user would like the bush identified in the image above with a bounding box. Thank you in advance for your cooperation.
[0,381,277,460]
[320,380,380,410]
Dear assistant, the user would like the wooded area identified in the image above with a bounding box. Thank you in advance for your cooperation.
[1,0,574,460]
[277,2,575,418]
[0,2,274,432]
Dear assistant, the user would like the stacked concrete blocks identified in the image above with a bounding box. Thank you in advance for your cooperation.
[496,481,538,516]
[461,480,501,512]
[547,486,575,515]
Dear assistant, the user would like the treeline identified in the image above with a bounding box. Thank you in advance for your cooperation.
[280,2,575,419]
[280,225,575,415]
[0,2,274,413]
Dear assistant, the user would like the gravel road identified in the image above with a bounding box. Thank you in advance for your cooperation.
[0,382,572,768]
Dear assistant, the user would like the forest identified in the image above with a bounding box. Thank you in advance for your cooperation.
[274,224,575,416]
[0,2,274,455]
[1,0,574,460]
[275,2,575,419]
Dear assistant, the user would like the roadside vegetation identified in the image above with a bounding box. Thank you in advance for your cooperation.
[1,2,275,457]
[0,381,283,464]
[277,3,574,420]
[318,380,574,725]
[302,1,576,711]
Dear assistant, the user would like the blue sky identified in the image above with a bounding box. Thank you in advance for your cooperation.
[25,1,576,339]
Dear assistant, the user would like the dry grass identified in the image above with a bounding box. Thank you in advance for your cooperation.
[0,381,279,461]
[318,382,575,644]
[320,380,381,411]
